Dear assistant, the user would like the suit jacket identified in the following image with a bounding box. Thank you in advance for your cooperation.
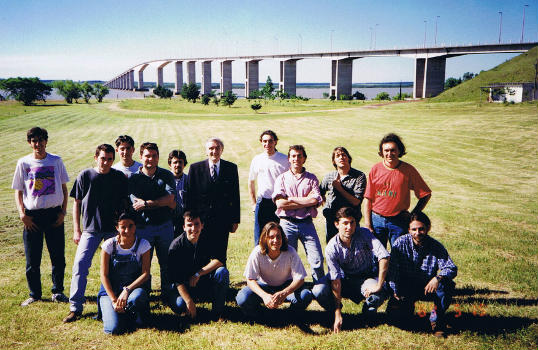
[185,159,240,227]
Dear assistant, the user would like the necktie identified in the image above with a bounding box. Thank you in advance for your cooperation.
[211,164,217,182]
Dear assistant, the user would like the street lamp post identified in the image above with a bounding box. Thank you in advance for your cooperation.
[374,23,379,49]
[369,27,373,50]
[498,11,503,44]
[521,4,529,43]
[424,20,427,48]
[435,16,440,45]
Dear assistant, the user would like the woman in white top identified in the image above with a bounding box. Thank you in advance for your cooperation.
[98,212,151,334]
[236,221,313,318]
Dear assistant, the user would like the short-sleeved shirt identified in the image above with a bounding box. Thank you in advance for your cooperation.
[272,169,323,219]
[365,161,431,217]
[168,233,213,286]
[326,227,390,281]
[249,152,289,199]
[70,168,128,233]
[12,153,69,210]
[319,168,366,219]
[101,236,151,262]
[244,246,306,286]
[128,167,176,226]
[112,161,142,178]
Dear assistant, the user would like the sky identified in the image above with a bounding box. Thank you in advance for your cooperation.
[1,0,537,83]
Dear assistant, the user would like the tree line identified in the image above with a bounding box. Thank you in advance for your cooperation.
[0,77,109,105]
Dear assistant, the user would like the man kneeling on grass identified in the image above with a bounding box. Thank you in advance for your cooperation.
[236,222,313,319]
[387,211,457,337]
[312,207,390,333]
[167,211,229,325]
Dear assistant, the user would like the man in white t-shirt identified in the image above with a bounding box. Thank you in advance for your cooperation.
[236,221,312,318]
[12,127,69,307]
[112,135,141,178]
[248,130,289,245]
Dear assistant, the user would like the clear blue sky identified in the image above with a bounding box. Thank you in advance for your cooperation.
[1,0,537,83]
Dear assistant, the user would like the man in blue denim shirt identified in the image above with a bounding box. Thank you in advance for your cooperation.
[313,207,390,333]
[387,211,457,337]
[168,149,188,237]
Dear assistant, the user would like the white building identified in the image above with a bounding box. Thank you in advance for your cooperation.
[484,82,537,103]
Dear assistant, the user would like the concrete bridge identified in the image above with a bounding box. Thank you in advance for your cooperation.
[104,42,537,99]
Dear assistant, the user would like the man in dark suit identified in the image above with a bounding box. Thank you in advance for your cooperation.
[185,137,240,265]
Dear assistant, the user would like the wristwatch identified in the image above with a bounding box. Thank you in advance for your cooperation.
[123,286,131,293]
[194,272,200,278]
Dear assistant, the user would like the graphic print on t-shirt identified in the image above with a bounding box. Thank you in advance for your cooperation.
[26,166,56,197]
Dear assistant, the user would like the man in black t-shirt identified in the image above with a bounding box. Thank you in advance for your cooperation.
[63,144,128,323]
[168,211,229,322]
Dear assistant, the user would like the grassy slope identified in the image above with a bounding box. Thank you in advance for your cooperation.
[0,100,536,349]
[432,46,538,102]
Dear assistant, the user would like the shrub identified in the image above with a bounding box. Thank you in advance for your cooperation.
[374,91,390,101]
[250,102,262,112]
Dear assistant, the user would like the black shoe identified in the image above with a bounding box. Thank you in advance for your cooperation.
[63,311,82,323]
[431,321,446,338]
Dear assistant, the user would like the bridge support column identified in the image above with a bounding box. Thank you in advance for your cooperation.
[330,58,354,100]
[157,67,164,87]
[138,71,144,90]
[201,61,212,95]
[414,56,446,98]
[245,60,260,98]
[279,59,298,97]
[174,61,183,94]
[120,75,125,90]
[129,70,135,90]
[220,60,233,94]
[187,61,196,84]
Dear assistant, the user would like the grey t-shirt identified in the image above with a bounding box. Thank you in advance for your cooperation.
[70,168,128,233]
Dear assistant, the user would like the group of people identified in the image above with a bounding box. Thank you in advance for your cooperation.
[13,127,457,336]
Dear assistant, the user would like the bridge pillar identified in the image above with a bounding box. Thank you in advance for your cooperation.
[245,60,260,98]
[279,59,298,97]
[174,61,183,94]
[201,61,212,95]
[187,61,196,84]
[129,70,135,90]
[414,56,446,98]
[120,75,125,90]
[330,58,354,100]
[220,60,233,94]
[157,67,164,87]
[138,71,144,90]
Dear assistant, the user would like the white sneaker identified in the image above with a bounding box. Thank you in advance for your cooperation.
[51,293,69,303]
[21,297,39,307]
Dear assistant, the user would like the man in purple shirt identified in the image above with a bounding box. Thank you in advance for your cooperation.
[312,207,390,333]
[272,145,324,281]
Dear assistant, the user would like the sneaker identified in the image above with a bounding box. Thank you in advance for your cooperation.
[361,302,377,315]
[51,293,69,303]
[21,297,39,307]
[431,321,446,338]
[63,311,82,323]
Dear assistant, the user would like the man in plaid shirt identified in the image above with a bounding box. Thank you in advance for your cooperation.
[388,211,457,337]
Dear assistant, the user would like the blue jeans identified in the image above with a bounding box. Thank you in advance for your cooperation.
[236,280,313,317]
[23,206,66,299]
[168,266,229,316]
[390,279,455,323]
[280,219,324,281]
[69,231,114,312]
[99,288,149,334]
[371,211,409,248]
[312,274,388,311]
[136,220,174,295]
[253,197,279,246]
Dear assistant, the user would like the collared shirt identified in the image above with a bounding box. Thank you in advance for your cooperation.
[272,169,323,219]
[209,159,221,178]
[168,233,212,286]
[326,227,389,280]
[128,166,176,226]
[388,234,457,295]
[319,167,366,218]
[249,151,289,199]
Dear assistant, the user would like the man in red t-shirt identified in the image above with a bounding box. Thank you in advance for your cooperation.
[364,133,431,248]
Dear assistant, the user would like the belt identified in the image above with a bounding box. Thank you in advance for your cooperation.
[25,206,61,214]
[280,216,312,223]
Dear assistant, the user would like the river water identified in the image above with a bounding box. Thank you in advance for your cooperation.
[42,86,413,101]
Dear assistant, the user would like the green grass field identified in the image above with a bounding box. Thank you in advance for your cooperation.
[0,99,536,349]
